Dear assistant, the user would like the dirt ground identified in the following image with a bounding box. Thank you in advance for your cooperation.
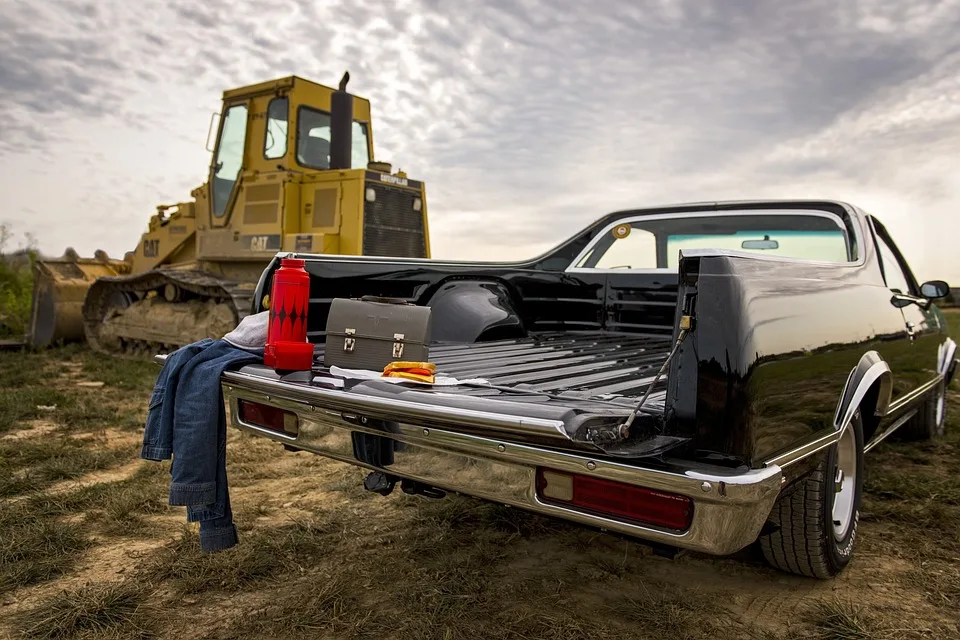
[1,316,959,640]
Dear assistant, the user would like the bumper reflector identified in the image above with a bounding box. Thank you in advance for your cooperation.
[238,400,299,435]
[535,467,693,531]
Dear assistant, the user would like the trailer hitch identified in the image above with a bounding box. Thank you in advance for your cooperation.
[362,473,446,500]
[400,479,446,499]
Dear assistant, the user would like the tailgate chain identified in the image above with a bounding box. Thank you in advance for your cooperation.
[617,319,691,439]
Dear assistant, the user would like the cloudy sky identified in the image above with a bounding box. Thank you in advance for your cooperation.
[1,0,959,284]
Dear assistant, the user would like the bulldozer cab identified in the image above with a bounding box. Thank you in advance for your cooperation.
[206,76,376,230]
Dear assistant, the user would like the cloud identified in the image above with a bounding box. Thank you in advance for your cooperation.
[0,0,959,283]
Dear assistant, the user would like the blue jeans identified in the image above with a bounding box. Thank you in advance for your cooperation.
[142,339,261,551]
[142,339,215,461]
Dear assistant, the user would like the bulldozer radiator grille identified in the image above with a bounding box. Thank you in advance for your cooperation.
[362,182,427,258]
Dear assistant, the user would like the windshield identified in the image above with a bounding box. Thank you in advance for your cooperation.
[574,212,852,270]
[296,106,370,170]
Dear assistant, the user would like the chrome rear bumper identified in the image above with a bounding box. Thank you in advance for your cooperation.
[222,370,784,557]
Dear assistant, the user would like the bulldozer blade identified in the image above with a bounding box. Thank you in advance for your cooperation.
[28,257,126,348]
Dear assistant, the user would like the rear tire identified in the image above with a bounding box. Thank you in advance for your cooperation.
[759,409,864,578]
[897,380,946,441]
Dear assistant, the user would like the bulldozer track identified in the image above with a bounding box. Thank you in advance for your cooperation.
[82,268,256,357]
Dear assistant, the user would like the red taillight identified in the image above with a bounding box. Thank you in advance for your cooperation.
[237,400,299,435]
[535,467,693,531]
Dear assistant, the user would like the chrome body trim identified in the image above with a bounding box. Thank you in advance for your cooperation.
[764,428,843,470]
[863,409,918,454]
[223,376,784,557]
[885,374,943,417]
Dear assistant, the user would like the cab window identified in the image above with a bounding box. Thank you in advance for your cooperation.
[264,98,288,160]
[581,228,657,269]
[296,106,370,169]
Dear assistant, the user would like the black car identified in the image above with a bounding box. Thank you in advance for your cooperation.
[212,199,954,578]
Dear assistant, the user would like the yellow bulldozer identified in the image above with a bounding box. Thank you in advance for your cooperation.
[28,72,431,356]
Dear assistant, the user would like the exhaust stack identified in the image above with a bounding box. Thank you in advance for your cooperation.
[329,71,353,170]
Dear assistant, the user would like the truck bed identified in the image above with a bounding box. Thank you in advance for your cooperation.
[424,332,672,401]
[298,330,672,413]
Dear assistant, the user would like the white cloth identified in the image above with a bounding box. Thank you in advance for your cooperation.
[223,311,270,350]
[328,366,489,387]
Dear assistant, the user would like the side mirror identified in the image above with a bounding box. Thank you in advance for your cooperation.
[205,111,221,152]
[890,293,914,308]
[920,280,950,299]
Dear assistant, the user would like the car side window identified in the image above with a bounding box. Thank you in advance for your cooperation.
[573,227,658,269]
[592,229,657,270]
[875,234,913,295]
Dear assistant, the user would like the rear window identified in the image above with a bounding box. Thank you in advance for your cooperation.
[664,228,848,267]
[574,211,853,270]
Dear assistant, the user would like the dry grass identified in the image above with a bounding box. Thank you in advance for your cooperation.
[813,599,876,640]
[137,518,338,594]
[393,610,610,640]
[0,438,130,498]
[865,467,960,504]
[789,597,939,640]
[905,563,960,608]
[66,351,158,391]
[0,507,88,592]
[0,465,167,592]
[16,582,155,640]
[217,577,358,639]
[20,463,164,516]
[221,571,618,640]
[0,387,65,434]
[0,345,154,433]
[610,583,720,640]
[66,463,170,535]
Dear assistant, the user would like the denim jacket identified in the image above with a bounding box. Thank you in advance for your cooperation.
[142,339,261,551]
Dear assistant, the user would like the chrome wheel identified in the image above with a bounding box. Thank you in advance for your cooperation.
[832,425,857,541]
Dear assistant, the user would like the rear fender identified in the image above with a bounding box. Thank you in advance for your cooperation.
[835,350,892,431]
[425,280,524,343]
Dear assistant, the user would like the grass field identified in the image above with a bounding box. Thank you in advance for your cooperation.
[1,316,959,639]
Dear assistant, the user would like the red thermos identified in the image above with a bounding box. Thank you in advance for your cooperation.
[263,258,314,371]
